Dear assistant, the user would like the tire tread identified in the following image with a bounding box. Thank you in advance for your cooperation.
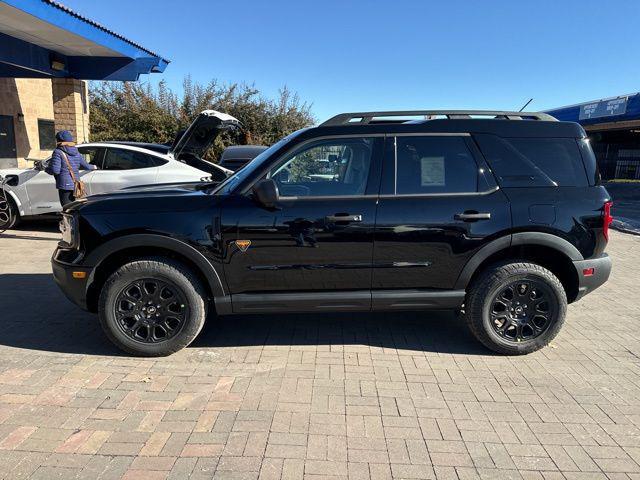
[98,256,207,357]
[465,260,567,355]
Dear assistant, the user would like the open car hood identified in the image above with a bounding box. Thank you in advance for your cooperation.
[169,110,242,162]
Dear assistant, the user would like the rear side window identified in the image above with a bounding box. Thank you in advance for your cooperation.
[103,149,165,170]
[395,136,478,194]
[475,134,588,187]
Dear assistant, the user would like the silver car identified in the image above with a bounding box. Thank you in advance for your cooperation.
[0,111,236,229]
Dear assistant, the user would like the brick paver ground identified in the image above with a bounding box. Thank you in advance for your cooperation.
[0,223,638,479]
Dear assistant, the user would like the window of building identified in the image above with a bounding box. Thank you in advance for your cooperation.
[37,119,56,150]
[395,136,478,194]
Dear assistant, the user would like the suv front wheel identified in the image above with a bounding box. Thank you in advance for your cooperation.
[465,261,567,355]
[98,257,207,356]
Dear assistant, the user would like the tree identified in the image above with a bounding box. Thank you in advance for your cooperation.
[89,77,315,160]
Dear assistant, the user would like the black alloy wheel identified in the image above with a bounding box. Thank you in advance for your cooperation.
[464,261,567,355]
[114,278,189,344]
[99,257,207,356]
[489,280,555,342]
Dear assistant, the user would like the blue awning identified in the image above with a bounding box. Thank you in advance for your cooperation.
[0,0,169,80]
[546,93,640,127]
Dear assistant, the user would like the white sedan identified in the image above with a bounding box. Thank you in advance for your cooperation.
[0,111,235,229]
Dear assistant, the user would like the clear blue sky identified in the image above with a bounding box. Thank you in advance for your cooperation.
[63,0,640,122]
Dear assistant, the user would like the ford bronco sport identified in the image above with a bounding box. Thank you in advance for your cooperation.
[52,110,613,356]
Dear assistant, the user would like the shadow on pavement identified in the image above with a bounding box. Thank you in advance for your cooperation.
[0,273,490,357]
[1,219,60,241]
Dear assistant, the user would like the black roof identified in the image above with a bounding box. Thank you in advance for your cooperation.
[310,110,584,138]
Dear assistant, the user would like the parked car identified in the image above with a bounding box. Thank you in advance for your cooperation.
[0,111,236,228]
[219,145,268,171]
[52,110,612,357]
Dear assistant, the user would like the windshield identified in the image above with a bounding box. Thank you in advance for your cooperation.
[214,129,308,195]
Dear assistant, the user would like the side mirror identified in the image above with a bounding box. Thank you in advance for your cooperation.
[252,178,279,208]
[33,160,44,171]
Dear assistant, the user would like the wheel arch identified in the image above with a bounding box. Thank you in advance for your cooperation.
[455,233,582,303]
[1,188,22,212]
[85,234,225,313]
[0,188,21,226]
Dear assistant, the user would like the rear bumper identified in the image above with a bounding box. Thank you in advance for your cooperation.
[573,254,612,301]
[51,254,91,310]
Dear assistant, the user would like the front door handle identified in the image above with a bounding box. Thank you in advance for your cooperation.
[326,214,363,223]
[454,212,491,221]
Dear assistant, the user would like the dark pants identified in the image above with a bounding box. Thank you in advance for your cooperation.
[58,189,75,207]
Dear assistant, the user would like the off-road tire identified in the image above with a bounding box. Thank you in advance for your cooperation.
[465,261,567,355]
[98,257,207,356]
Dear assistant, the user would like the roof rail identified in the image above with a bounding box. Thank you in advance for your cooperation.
[320,110,558,126]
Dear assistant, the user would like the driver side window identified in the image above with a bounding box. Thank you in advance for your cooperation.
[78,147,105,168]
[268,138,373,197]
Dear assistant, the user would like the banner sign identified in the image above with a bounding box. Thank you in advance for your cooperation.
[579,97,627,120]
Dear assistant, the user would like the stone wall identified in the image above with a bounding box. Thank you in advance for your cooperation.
[52,78,90,147]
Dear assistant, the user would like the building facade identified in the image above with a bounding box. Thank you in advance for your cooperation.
[547,93,640,181]
[0,0,168,169]
[0,78,89,168]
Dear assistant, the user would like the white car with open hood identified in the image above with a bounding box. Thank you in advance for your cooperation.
[0,110,238,229]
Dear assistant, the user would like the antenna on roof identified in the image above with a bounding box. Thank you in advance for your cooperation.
[518,98,533,112]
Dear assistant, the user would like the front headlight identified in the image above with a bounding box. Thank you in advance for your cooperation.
[59,213,78,249]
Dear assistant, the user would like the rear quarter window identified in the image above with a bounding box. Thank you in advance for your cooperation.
[474,134,589,187]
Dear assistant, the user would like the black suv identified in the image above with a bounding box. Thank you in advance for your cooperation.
[52,110,613,356]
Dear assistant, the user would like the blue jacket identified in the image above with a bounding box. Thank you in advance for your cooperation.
[46,144,96,190]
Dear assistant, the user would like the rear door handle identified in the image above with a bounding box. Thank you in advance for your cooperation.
[454,212,491,221]
[326,214,363,222]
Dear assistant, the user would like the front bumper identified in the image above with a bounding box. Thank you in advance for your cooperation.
[51,253,92,310]
[573,254,612,301]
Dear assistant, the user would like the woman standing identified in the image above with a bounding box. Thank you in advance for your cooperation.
[45,130,97,207]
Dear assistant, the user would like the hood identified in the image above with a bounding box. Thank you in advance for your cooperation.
[65,181,217,215]
[97,181,212,197]
[0,167,40,187]
[169,110,242,161]
[0,167,26,177]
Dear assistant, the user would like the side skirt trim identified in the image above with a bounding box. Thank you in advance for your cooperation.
[372,289,465,310]
[228,289,465,314]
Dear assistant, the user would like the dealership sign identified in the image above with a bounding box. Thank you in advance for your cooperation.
[579,97,627,120]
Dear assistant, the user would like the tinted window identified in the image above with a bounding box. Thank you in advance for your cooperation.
[77,147,103,167]
[475,135,588,187]
[395,136,478,194]
[578,138,600,185]
[38,119,55,150]
[268,138,373,197]
[103,149,162,170]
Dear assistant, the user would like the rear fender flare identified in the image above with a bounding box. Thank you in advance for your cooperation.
[454,232,583,290]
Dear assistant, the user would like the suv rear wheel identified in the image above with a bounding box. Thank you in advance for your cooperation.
[98,257,207,356]
[465,261,567,355]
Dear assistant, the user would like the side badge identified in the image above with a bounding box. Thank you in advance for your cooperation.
[235,240,251,252]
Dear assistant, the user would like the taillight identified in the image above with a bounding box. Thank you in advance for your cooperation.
[603,201,613,241]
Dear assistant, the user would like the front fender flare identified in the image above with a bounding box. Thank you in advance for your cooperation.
[84,234,225,298]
